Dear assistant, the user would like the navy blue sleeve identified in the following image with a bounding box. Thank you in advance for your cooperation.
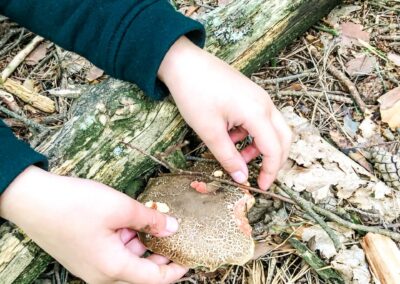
[0,120,48,194]
[0,0,205,99]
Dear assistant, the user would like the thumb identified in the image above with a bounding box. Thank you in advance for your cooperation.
[121,200,179,238]
[201,125,248,183]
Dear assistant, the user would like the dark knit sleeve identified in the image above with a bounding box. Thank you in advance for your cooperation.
[0,120,48,194]
[0,0,206,100]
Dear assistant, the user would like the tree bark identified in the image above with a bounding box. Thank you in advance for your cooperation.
[0,0,340,282]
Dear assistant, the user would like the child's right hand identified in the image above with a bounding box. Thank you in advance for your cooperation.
[0,166,187,284]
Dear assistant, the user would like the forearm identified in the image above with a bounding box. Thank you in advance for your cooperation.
[0,166,44,222]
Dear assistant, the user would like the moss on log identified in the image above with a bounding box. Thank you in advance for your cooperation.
[0,0,340,282]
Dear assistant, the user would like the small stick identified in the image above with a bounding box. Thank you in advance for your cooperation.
[0,29,25,57]
[0,105,46,132]
[276,182,342,250]
[273,90,353,104]
[0,28,23,50]
[1,35,44,82]
[121,142,294,204]
[307,44,368,114]
[276,182,400,242]
[254,69,316,84]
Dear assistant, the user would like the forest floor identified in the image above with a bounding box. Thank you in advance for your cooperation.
[1,0,400,283]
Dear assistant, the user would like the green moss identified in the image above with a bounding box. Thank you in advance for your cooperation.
[166,150,187,169]
[63,118,104,160]
[13,252,52,284]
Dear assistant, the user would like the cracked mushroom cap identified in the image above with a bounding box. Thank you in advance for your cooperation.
[138,175,255,271]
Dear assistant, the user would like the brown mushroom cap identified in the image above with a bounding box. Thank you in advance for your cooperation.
[138,175,255,271]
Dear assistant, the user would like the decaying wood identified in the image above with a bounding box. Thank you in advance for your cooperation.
[0,224,52,284]
[361,233,400,284]
[1,79,55,113]
[0,0,340,282]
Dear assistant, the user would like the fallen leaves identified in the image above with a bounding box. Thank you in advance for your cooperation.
[345,54,376,77]
[86,65,104,82]
[327,5,361,27]
[25,43,48,65]
[279,107,400,221]
[378,87,400,129]
[331,246,371,284]
[340,22,370,47]
[388,52,400,66]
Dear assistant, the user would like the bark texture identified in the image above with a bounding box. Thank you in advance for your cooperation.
[0,0,340,282]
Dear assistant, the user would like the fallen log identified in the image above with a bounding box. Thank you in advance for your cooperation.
[0,0,340,282]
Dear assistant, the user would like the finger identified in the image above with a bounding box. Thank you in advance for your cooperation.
[147,254,170,265]
[120,200,179,238]
[240,143,261,163]
[229,127,248,143]
[202,122,248,183]
[271,110,293,166]
[119,228,137,245]
[125,237,147,256]
[120,257,188,284]
[246,120,282,190]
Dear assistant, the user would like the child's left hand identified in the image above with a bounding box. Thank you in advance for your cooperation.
[158,37,292,190]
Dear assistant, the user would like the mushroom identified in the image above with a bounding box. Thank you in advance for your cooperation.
[138,174,255,271]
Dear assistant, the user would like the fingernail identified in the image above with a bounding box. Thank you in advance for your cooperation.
[166,216,179,233]
[232,171,247,184]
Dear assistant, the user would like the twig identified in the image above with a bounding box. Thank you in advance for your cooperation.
[312,205,400,242]
[276,182,342,250]
[273,90,353,104]
[0,29,25,57]
[0,28,23,50]
[344,207,380,218]
[277,182,400,242]
[1,35,44,82]
[0,105,47,132]
[185,155,218,163]
[162,140,190,157]
[121,142,294,204]
[254,69,316,84]
[26,49,55,80]
[306,43,368,114]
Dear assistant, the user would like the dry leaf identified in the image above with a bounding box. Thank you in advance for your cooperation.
[378,87,400,109]
[25,43,47,65]
[86,65,104,82]
[331,245,371,284]
[388,52,400,66]
[327,5,361,27]
[340,22,370,47]
[378,87,400,129]
[280,107,400,222]
[358,116,377,139]
[301,226,337,259]
[345,55,376,77]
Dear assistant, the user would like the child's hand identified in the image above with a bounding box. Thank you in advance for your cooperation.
[159,37,292,190]
[0,166,187,284]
